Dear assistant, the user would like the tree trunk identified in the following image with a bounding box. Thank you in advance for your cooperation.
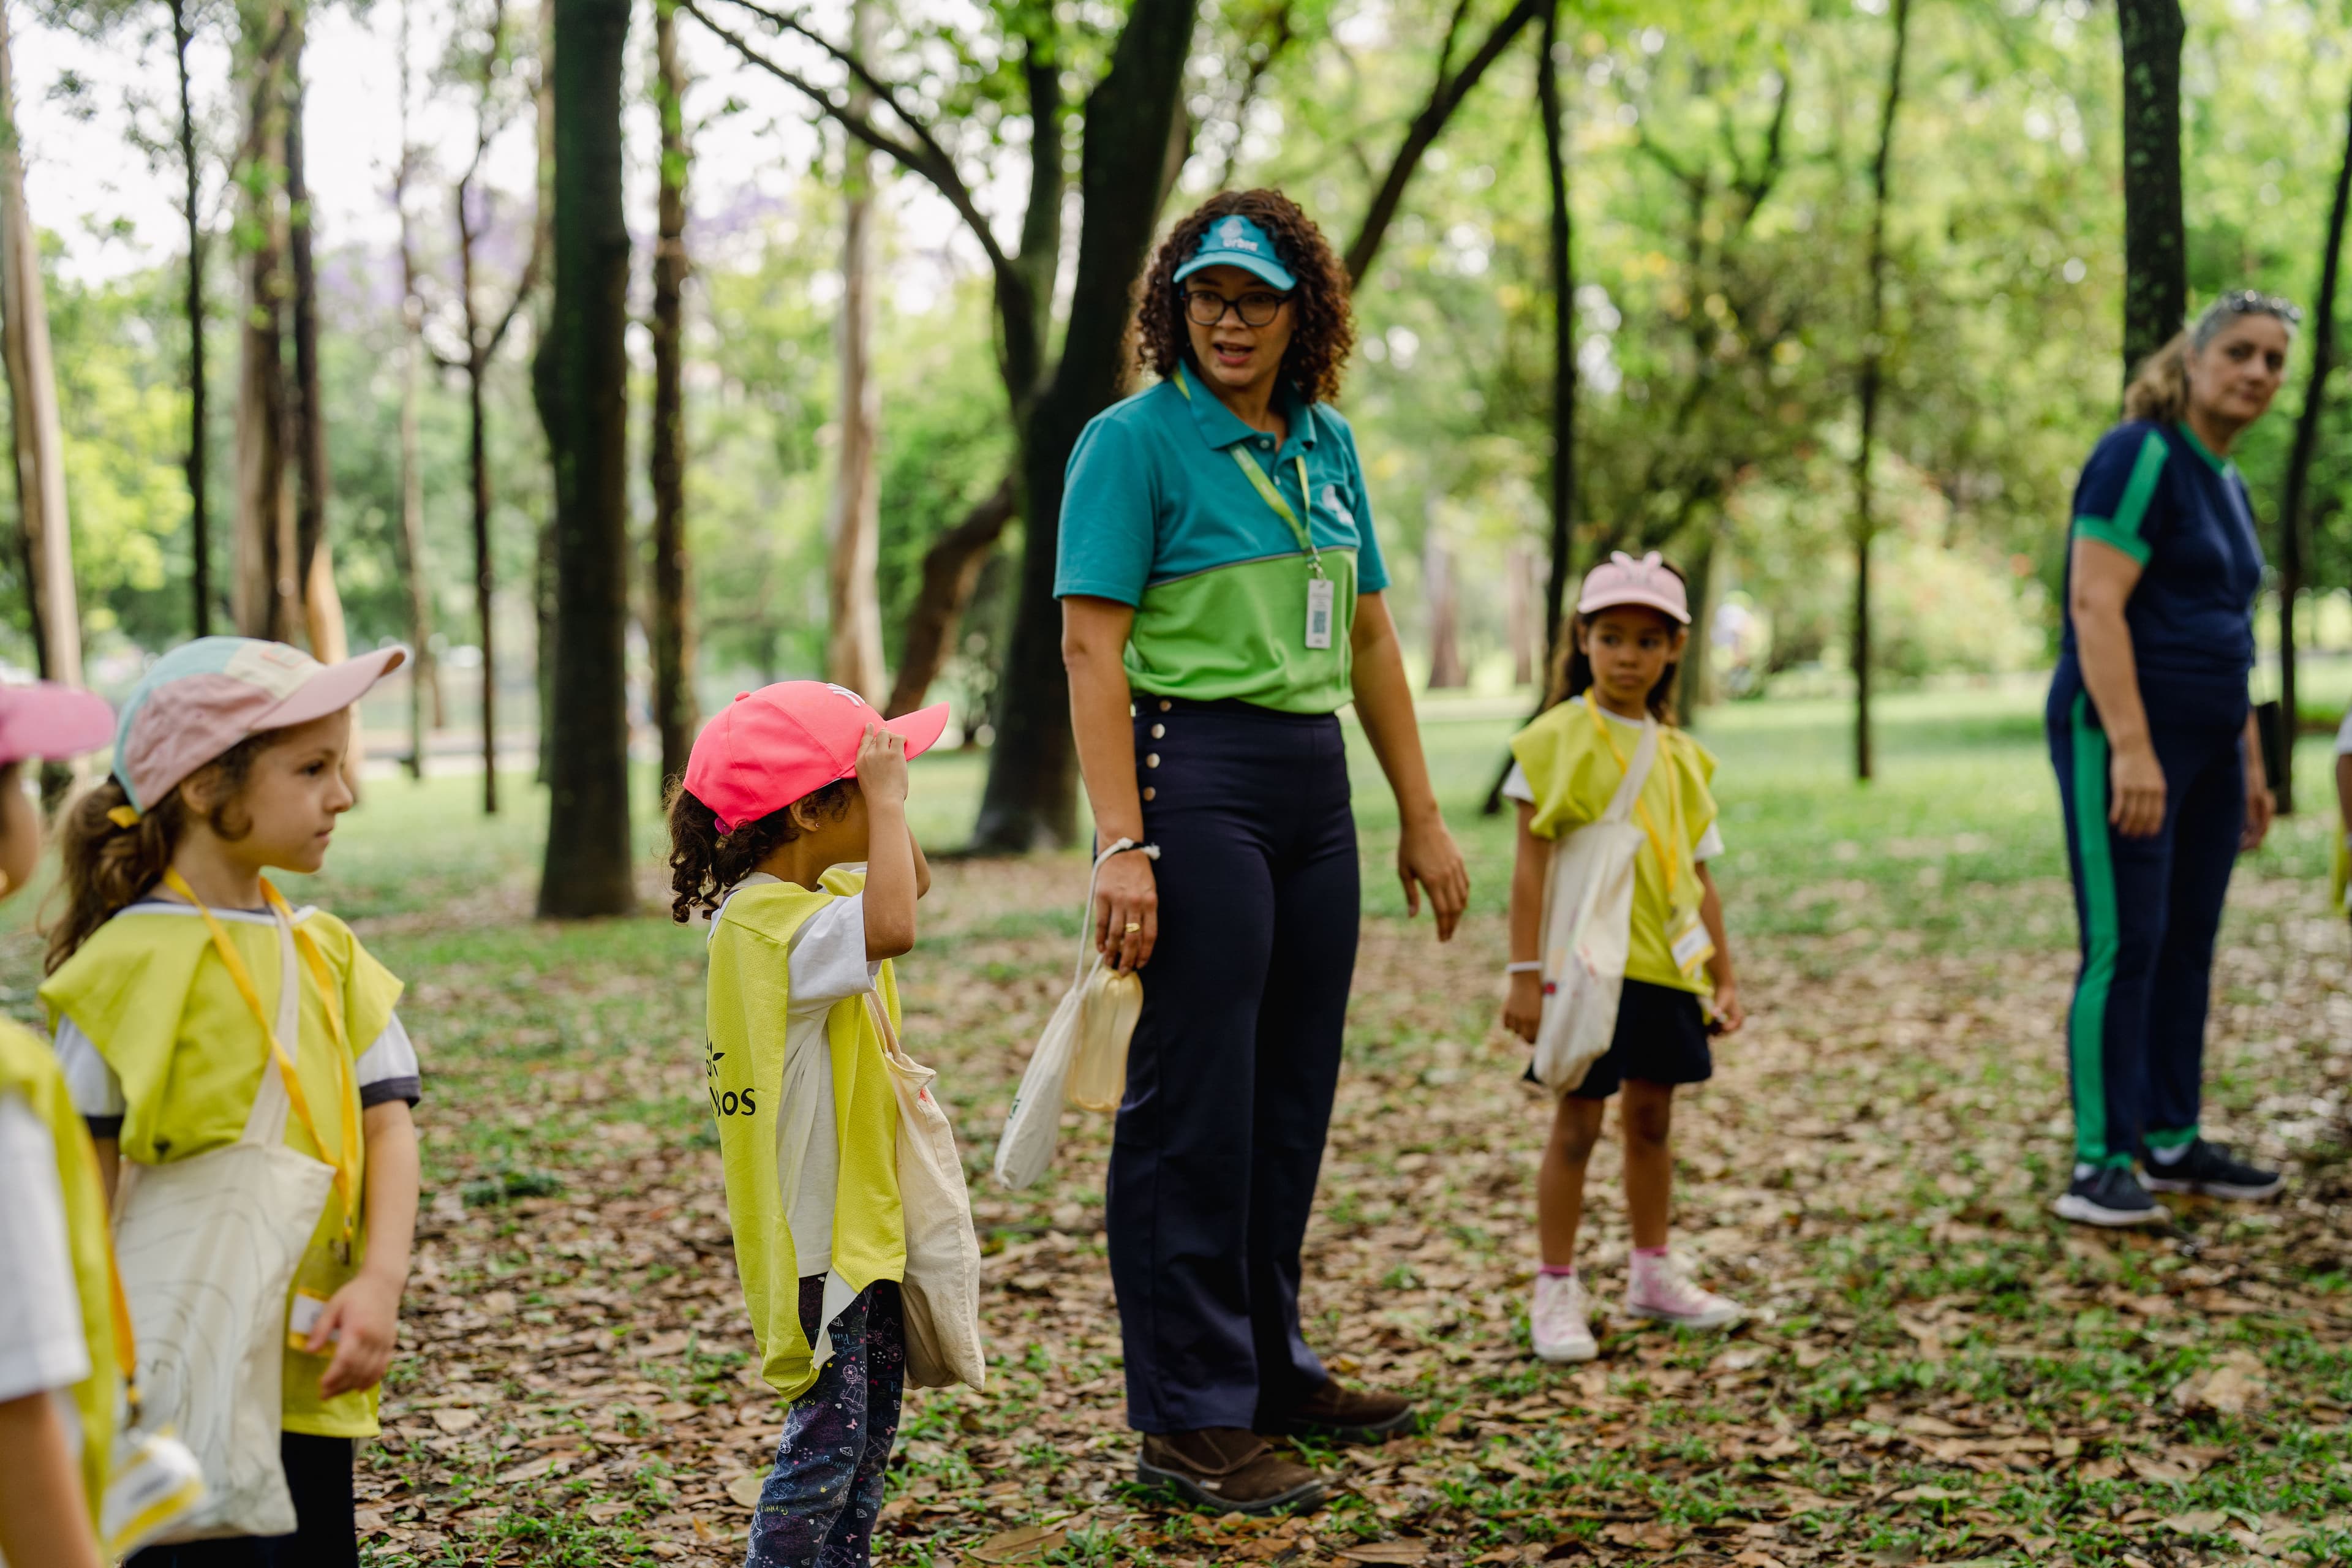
[532,0,558,791]
[2273,78,2352,816]
[0,0,83,698]
[396,0,434,777]
[970,0,1199,852]
[1852,0,1910,783]
[884,477,1014,718]
[172,0,211,638]
[1507,543,1535,687]
[2117,0,2186,380]
[536,0,636,916]
[649,0,696,786]
[823,0,886,704]
[232,1,294,641]
[1423,521,1465,689]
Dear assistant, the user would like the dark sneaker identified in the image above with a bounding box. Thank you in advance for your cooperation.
[2143,1140,2283,1200]
[2054,1165,2169,1227]
[1272,1378,1418,1444]
[1137,1428,1326,1514]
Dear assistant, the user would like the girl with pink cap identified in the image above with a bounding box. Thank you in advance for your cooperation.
[1498,553,1747,1363]
[40,636,421,1567]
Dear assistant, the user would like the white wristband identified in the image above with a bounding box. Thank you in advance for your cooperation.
[1504,960,1542,975]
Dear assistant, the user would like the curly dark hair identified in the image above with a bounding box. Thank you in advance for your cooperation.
[666,778,854,924]
[1134,189,1356,405]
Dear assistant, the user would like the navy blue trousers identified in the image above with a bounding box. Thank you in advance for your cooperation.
[2048,666,2244,1168]
[746,1280,903,1568]
[1109,698,1360,1434]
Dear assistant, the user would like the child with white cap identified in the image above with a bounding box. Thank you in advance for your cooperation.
[40,636,421,1567]
[1498,552,1747,1363]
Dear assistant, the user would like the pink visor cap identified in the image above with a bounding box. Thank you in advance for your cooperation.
[685,681,951,833]
[1577,550,1690,625]
[112,636,408,816]
[0,682,115,768]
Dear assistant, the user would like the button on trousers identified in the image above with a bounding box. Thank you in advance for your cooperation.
[1108,698,1360,1434]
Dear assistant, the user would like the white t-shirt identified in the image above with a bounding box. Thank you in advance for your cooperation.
[1502,706,1725,861]
[2335,709,2352,756]
[0,1091,91,1411]
[711,874,880,1282]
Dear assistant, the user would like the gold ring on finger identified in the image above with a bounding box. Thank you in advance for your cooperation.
[1124,922,1142,933]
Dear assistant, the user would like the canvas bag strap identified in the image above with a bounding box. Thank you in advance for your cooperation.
[161,869,358,1243]
[1584,702,1677,895]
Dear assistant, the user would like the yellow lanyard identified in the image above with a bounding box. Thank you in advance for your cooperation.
[162,870,361,1247]
[1173,368,1324,578]
[1584,699,1685,900]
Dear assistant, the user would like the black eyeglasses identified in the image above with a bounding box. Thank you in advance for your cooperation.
[1183,289,1291,328]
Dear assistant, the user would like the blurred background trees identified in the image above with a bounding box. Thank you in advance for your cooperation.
[1,0,2350,903]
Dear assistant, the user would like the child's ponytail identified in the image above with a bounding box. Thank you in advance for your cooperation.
[666,777,853,924]
[45,731,276,972]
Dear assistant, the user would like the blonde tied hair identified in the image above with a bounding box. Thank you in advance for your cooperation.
[2123,290,2301,424]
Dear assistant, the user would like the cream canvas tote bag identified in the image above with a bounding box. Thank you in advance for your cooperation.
[862,994,985,1392]
[1531,714,1659,1096]
[112,903,336,1542]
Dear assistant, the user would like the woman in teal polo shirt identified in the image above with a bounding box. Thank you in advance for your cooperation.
[1057,190,1469,1514]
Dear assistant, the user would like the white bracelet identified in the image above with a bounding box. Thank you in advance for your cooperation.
[1504,960,1542,975]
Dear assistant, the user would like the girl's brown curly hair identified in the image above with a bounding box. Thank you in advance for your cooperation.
[665,778,854,924]
[1134,189,1355,405]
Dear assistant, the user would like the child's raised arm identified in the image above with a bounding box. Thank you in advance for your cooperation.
[1502,804,1550,1045]
[857,725,918,960]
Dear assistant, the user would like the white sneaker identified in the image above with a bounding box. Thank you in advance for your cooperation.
[1626,1252,1742,1329]
[1529,1272,1598,1362]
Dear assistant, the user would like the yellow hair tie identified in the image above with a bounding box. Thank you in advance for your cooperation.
[106,804,140,829]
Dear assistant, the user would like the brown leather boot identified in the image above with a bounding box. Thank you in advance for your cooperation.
[1136,1428,1327,1514]
[1274,1378,1418,1444]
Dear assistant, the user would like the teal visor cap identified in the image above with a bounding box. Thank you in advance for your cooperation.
[1173,213,1297,292]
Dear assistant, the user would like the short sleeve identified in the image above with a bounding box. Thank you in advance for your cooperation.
[1056,414,1159,605]
[0,1095,91,1404]
[1694,822,1725,861]
[788,895,878,1011]
[2336,709,2352,756]
[356,1014,423,1109]
[51,1016,125,1137]
[1502,763,1534,805]
[1336,418,1389,594]
[2071,424,2172,567]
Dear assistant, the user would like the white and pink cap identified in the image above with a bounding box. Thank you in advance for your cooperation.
[111,636,407,816]
[1576,550,1689,625]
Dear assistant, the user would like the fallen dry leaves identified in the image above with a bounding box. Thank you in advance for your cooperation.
[341,833,2352,1566]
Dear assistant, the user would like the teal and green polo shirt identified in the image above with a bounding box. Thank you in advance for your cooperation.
[1054,363,1390,714]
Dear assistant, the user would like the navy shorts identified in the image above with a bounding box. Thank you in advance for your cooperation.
[1528,977,1713,1100]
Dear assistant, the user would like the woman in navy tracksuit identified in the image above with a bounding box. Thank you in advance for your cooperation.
[2049,291,2297,1227]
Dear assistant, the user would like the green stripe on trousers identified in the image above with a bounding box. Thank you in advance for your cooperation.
[2067,693,2125,1166]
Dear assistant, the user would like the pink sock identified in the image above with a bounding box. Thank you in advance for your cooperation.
[1633,1246,1668,1259]
[1538,1263,1577,1280]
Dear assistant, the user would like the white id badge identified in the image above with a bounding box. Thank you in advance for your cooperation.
[1305,577,1335,649]
[288,1289,337,1351]
[1669,911,1714,976]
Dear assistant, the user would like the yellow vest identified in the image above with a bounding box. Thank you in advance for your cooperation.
[1510,697,1720,994]
[0,1018,119,1545]
[705,870,904,1401]
[39,905,404,1437]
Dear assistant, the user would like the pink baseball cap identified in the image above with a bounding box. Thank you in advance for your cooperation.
[112,636,408,815]
[0,682,114,767]
[1577,550,1690,625]
[684,681,951,833]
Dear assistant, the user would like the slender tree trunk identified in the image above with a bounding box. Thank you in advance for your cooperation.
[2117,0,2187,380]
[172,0,211,638]
[824,0,885,703]
[1507,543,1535,687]
[2274,80,2352,816]
[283,29,347,669]
[971,0,1199,851]
[1423,519,1465,689]
[1852,0,1910,783]
[233,2,294,641]
[536,0,636,915]
[532,0,559,789]
[649,0,696,787]
[0,1,82,699]
[396,0,434,777]
[884,477,1015,718]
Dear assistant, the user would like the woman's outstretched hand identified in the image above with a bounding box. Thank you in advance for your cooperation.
[1093,846,1159,972]
[1398,812,1469,941]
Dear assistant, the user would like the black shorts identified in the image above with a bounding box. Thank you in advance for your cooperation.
[1526,977,1713,1100]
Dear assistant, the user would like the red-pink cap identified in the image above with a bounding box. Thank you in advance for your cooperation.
[0,682,114,767]
[1576,550,1690,624]
[684,681,950,832]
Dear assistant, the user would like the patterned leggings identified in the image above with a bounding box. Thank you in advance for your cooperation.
[745,1278,905,1568]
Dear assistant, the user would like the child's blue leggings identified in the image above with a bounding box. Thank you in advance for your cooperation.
[745,1279,904,1568]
